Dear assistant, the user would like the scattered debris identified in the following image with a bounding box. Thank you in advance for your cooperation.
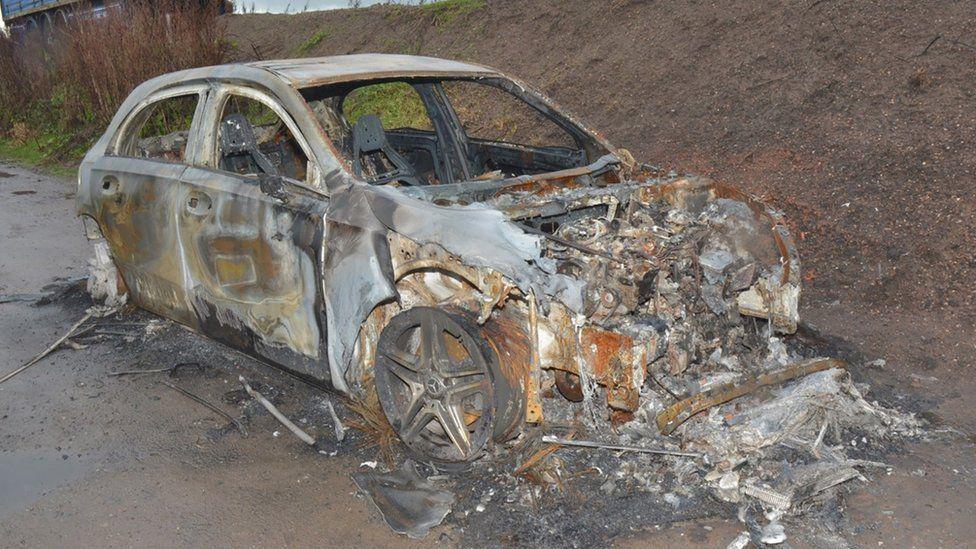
[513,431,575,475]
[866,358,887,369]
[86,238,126,308]
[760,522,787,545]
[352,460,455,540]
[108,366,177,377]
[656,358,846,435]
[240,375,314,445]
[160,380,248,437]
[323,399,346,442]
[0,293,48,304]
[540,436,700,458]
[169,361,205,377]
[0,305,115,385]
[741,480,791,510]
[62,339,89,350]
[726,531,751,549]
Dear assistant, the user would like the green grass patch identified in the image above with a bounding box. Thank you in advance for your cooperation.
[0,136,80,178]
[297,29,329,54]
[342,82,433,130]
[420,0,486,27]
[0,112,88,179]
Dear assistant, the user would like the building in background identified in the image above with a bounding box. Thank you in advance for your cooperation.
[1,1,229,36]
[0,1,113,35]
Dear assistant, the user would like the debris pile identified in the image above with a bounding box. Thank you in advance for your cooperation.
[320,181,929,545]
[325,183,929,546]
[515,185,925,543]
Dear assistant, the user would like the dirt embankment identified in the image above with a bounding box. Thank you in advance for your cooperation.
[224,1,976,320]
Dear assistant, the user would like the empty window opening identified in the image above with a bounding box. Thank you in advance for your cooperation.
[118,93,198,162]
[217,94,309,182]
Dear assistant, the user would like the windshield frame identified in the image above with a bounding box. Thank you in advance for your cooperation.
[298,73,615,188]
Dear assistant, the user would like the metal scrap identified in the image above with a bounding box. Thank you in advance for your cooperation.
[240,375,314,445]
[160,380,248,437]
[541,435,700,458]
[351,460,455,539]
[656,358,847,435]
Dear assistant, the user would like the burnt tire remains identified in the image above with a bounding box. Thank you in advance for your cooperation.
[375,307,500,469]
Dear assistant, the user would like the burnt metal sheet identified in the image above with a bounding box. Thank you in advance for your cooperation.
[320,180,584,392]
[251,54,496,88]
[656,358,847,435]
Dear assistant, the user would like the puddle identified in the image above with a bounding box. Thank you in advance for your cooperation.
[0,451,94,518]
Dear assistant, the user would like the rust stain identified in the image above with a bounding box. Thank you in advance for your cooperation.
[580,326,640,411]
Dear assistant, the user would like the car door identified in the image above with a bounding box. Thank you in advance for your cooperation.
[177,85,329,380]
[85,86,207,327]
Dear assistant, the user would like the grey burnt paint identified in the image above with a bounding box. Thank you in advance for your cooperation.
[77,54,604,393]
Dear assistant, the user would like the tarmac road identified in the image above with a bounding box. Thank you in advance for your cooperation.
[0,162,973,548]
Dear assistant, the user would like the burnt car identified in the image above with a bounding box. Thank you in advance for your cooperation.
[77,54,800,469]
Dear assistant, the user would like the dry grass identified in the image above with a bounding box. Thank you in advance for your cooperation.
[343,387,400,467]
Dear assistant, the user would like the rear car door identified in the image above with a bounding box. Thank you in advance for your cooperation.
[177,85,329,379]
[84,86,206,327]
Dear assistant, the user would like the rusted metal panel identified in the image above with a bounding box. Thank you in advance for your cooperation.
[578,326,655,412]
[656,358,846,435]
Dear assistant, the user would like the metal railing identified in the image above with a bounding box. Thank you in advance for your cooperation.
[1,0,82,21]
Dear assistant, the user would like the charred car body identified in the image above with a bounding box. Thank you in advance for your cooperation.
[77,54,800,468]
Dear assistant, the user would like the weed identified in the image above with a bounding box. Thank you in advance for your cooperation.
[420,0,486,27]
[344,389,399,467]
[297,29,329,54]
[342,82,432,130]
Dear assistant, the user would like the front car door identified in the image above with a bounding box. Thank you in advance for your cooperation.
[83,86,207,327]
[177,84,329,380]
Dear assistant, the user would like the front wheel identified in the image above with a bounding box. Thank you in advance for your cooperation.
[374,307,499,470]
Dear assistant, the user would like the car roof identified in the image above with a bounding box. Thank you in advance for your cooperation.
[247,54,497,88]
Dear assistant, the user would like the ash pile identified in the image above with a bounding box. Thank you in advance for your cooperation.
[452,185,927,546]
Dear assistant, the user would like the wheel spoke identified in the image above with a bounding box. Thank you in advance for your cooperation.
[401,405,434,442]
[384,346,420,371]
[446,378,488,402]
[385,357,421,388]
[442,359,482,378]
[434,401,471,456]
[419,311,449,368]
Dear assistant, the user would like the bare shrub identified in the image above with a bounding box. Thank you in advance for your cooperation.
[0,1,230,152]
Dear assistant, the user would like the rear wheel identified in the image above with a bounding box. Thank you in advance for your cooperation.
[374,307,497,470]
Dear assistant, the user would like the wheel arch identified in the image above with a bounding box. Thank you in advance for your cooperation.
[351,235,528,443]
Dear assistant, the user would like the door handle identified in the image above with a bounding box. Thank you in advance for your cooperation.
[185,191,213,216]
